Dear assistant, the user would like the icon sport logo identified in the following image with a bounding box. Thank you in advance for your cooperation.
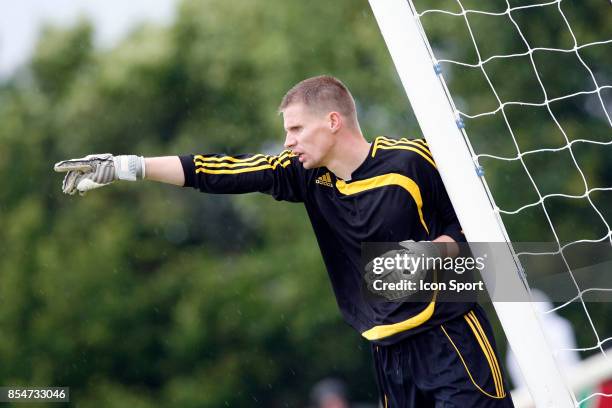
[315,172,333,187]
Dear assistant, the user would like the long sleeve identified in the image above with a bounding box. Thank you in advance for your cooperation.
[431,170,465,243]
[408,142,465,243]
[179,150,305,202]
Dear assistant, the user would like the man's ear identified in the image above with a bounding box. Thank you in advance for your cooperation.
[329,111,342,133]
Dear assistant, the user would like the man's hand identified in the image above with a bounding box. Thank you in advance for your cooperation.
[364,247,427,301]
[398,240,441,263]
[54,154,145,196]
[363,241,443,301]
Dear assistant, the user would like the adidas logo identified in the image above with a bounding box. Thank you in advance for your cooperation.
[315,172,333,187]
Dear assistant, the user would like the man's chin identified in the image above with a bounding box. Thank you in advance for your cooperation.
[301,160,319,169]
[299,156,322,169]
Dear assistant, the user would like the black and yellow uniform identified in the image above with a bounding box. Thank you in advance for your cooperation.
[373,304,513,407]
[179,136,513,407]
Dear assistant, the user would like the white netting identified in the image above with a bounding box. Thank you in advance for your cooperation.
[408,0,611,406]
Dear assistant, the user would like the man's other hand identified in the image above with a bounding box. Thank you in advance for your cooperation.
[54,154,145,196]
[54,154,116,196]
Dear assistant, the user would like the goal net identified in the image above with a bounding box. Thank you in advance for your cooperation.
[368,1,611,407]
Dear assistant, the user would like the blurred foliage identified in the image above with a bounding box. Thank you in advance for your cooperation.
[0,0,609,406]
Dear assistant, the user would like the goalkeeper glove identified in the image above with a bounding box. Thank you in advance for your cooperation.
[54,154,145,196]
[398,240,441,263]
[364,248,418,301]
[364,241,441,301]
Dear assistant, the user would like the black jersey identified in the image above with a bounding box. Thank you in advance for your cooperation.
[180,136,473,345]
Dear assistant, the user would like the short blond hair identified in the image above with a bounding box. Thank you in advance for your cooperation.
[279,75,357,121]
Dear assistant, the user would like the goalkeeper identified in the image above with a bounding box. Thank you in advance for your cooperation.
[55,75,513,408]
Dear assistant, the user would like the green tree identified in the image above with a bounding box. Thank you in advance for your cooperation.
[0,0,609,406]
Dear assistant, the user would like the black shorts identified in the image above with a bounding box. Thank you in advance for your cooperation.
[372,305,515,408]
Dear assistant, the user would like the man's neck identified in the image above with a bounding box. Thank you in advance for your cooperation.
[325,131,371,181]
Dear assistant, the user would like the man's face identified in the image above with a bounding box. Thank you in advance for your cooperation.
[282,103,335,169]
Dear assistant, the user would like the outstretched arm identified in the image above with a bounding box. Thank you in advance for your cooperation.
[54,151,304,201]
[144,156,184,186]
[54,154,185,195]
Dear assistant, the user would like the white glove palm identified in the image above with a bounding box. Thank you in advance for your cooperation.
[54,154,145,195]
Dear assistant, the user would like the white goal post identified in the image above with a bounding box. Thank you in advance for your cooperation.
[368,1,574,407]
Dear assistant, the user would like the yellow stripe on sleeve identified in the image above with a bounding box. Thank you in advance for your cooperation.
[374,137,436,168]
[194,151,293,174]
[195,156,271,168]
[412,138,429,147]
[377,136,433,157]
[194,153,267,163]
[195,160,290,175]
[376,145,437,168]
[195,151,292,169]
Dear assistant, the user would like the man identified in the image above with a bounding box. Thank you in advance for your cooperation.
[55,75,514,407]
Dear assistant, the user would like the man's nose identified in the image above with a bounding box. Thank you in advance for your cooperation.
[284,134,296,149]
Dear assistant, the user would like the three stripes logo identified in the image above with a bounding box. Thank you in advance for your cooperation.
[316,172,333,188]
[193,151,293,175]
